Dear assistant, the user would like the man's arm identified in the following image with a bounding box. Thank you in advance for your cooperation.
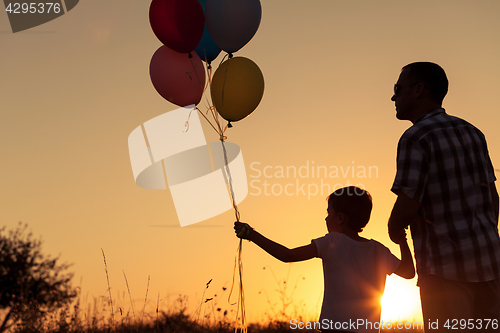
[388,192,421,244]
[393,231,415,279]
[234,222,318,262]
[490,182,499,223]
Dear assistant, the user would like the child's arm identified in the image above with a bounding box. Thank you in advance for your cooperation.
[234,222,317,263]
[393,230,416,279]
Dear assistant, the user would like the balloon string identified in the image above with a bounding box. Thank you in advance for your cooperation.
[189,56,204,89]
[213,52,230,118]
[220,139,240,222]
[205,64,226,135]
[193,62,225,137]
[218,52,229,68]
[220,138,246,333]
[191,56,246,333]
[195,107,220,135]
[228,238,247,333]
[200,61,213,107]
[204,65,212,92]
[183,107,196,132]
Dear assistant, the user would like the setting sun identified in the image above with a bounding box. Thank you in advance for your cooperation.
[381,275,422,323]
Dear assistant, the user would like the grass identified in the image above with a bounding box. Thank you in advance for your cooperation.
[1,252,423,333]
[4,291,319,333]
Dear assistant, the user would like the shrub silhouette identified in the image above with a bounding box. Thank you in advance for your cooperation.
[0,222,76,332]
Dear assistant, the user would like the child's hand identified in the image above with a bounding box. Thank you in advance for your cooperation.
[388,218,407,244]
[234,222,253,240]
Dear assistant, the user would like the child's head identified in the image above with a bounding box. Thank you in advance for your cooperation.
[327,186,372,233]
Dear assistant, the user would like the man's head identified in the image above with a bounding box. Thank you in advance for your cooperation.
[391,62,448,123]
[326,186,372,233]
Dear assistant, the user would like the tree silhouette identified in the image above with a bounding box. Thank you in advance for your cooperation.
[0,222,76,332]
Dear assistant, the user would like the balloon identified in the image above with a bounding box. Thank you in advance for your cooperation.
[194,0,221,64]
[195,28,222,64]
[150,46,206,107]
[205,0,262,54]
[211,57,264,122]
[149,0,205,54]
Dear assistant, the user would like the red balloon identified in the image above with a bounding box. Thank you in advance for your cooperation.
[150,46,206,107]
[149,0,205,54]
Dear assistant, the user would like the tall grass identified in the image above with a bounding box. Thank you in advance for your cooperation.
[2,254,423,333]
[4,288,319,333]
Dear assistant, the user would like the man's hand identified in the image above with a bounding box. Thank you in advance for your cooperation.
[389,192,421,244]
[393,228,415,279]
[388,218,405,244]
[391,227,409,245]
[234,222,253,240]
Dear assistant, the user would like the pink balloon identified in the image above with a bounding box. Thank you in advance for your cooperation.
[149,0,205,54]
[150,46,206,107]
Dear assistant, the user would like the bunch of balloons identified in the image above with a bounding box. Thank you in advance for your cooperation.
[149,0,265,124]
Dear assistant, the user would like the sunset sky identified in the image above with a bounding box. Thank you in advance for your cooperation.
[2,0,500,324]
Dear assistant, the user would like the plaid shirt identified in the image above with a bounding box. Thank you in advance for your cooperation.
[392,108,500,282]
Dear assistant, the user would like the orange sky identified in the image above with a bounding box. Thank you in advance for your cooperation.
[2,0,500,325]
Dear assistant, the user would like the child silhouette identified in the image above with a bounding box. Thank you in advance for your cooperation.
[235,186,415,333]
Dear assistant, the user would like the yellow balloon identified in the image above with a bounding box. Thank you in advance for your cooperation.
[211,57,264,122]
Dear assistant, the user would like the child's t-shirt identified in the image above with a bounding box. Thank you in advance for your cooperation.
[313,232,401,333]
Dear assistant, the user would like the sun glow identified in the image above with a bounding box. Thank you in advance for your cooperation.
[380,275,422,323]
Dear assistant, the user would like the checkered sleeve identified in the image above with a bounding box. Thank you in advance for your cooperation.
[485,146,497,184]
[391,136,429,202]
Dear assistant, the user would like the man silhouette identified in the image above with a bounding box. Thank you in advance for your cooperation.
[388,62,500,332]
